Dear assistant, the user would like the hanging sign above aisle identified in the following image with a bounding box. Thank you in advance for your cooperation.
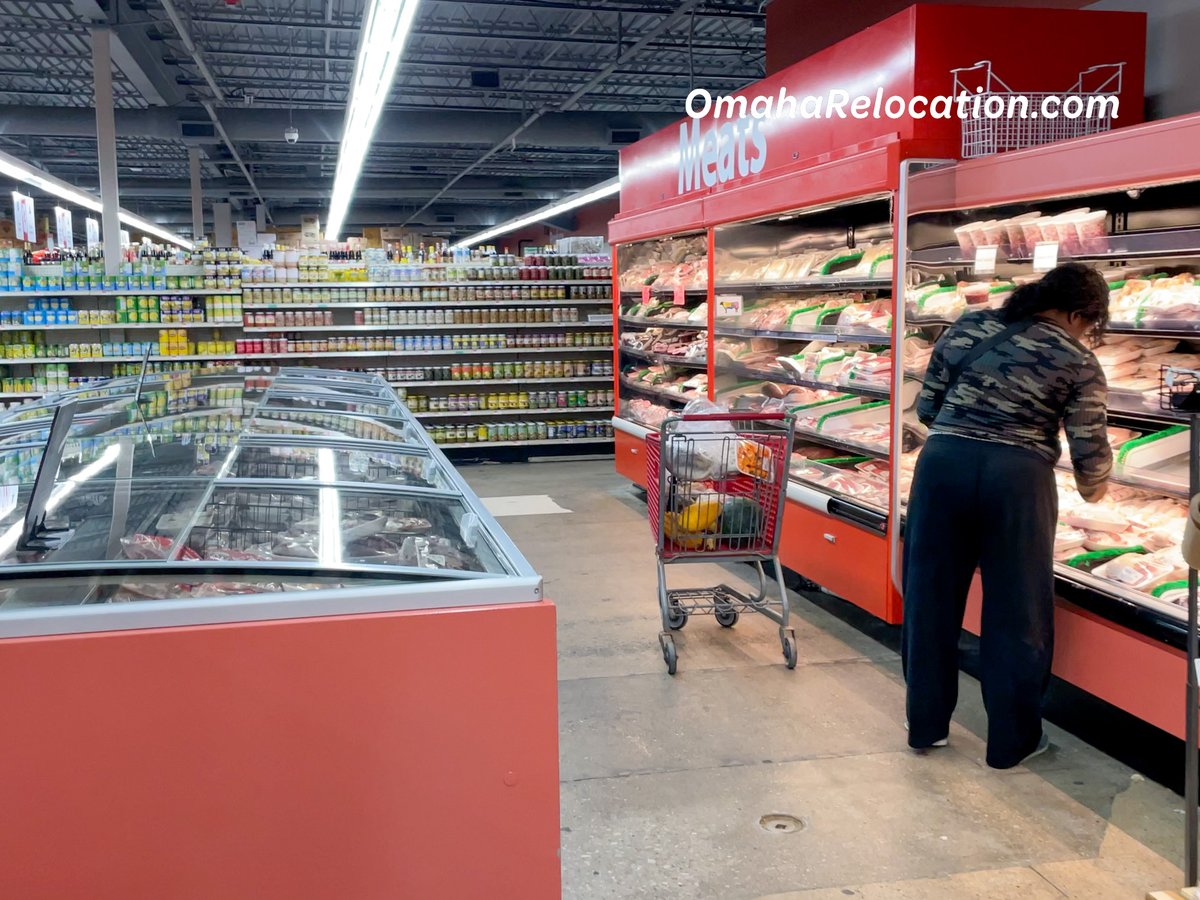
[12,191,34,242]
[54,207,73,249]
[85,217,100,248]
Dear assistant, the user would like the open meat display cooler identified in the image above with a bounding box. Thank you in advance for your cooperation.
[0,366,560,899]
[613,230,714,486]
[609,2,1143,626]
[897,113,1200,749]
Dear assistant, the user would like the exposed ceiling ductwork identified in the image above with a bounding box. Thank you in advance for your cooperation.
[0,0,767,237]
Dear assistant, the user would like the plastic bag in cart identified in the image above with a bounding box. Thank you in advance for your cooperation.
[661,399,779,484]
[662,399,739,482]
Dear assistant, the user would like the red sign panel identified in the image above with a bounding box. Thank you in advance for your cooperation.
[614,4,1145,232]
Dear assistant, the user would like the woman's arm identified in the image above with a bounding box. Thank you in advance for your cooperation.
[916,338,951,426]
[1064,356,1112,502]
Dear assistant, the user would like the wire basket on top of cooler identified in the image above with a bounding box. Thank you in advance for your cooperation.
[951,60,1125,159]
[644,408,796,674]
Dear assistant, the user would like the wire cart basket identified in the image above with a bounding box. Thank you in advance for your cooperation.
[646,411,796,674]
[951,60,1125,159]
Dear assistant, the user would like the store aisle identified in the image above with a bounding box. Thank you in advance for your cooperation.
[463,460,1185,899]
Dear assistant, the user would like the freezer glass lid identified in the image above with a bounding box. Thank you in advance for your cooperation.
[0,479,511,576]
[0,477,213,567]
[228,442,452,490]
[249,408,418,443]
[259,392,405,418]
[272,372,391,395]
[184,484,513,574]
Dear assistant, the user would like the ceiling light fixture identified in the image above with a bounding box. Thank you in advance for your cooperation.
[324,0,421,242]
[0,150,194,249]
[451,177,620,251]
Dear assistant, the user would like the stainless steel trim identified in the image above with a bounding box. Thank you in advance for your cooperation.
[0,576,544,639]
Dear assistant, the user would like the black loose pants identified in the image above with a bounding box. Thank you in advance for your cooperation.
[901,433,1057,769]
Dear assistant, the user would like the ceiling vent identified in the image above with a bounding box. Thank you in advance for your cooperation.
[609,128,642,145]
[180,121,216,140]
[435,214,456,224]
[470,70,501,89]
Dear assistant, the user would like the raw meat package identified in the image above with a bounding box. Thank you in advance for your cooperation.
[1064,504,1129,534]
[1092,548,1187,592]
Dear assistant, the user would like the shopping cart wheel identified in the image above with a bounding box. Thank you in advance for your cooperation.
[780,628,798,670]
[667,598,689,631]
[714,604,739,628]
[659,632,678,675]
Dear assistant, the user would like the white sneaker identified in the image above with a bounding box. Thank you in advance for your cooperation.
[1019,733,1050,765]
[905,720,948,748]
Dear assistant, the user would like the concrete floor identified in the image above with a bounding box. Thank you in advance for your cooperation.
[462,458,1187,899]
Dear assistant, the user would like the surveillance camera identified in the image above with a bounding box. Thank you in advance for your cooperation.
[1127,188,1142,200]
[284,126,299,144]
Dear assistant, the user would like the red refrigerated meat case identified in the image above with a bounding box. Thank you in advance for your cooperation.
[611,2,1145,624]
[900,112,1200,739]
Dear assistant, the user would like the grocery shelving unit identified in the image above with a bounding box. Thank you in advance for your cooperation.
[2,258,617,457]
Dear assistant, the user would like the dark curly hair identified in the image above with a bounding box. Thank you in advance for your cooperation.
[1000,262,1110,346]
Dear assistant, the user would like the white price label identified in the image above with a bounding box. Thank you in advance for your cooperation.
[715,294,743,318]
[973,246,997,276]
[1032,241,1059,272]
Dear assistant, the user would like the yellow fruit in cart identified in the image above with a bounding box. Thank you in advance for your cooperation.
[663,512,705,550]
[678,498,723,533]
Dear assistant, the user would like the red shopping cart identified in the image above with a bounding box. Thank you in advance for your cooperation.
[645,411,796,674]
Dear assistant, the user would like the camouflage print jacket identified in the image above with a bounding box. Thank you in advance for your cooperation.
[917,309,1112,491]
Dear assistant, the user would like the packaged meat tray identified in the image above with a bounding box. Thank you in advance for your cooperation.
[1091,548,1187,592]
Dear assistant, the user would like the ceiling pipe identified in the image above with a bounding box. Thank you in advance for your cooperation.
[0,106,675,145]
[156,0,267,209]
[401,0,704,227]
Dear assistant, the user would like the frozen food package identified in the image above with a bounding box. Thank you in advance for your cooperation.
[121,533,202,561]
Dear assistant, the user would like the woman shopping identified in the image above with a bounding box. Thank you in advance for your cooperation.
[903,262,1113,769]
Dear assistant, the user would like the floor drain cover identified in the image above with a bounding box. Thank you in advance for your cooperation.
[758,814,804,834]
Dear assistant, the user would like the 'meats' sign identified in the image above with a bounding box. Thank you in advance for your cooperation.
[677,116,766,196]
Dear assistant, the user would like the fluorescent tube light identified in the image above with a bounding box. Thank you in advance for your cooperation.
[451,177,620,251]
[325,0,421,242]
[0,149,193,249]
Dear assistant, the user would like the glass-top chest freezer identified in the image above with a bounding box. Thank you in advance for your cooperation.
[0,366,540,637]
